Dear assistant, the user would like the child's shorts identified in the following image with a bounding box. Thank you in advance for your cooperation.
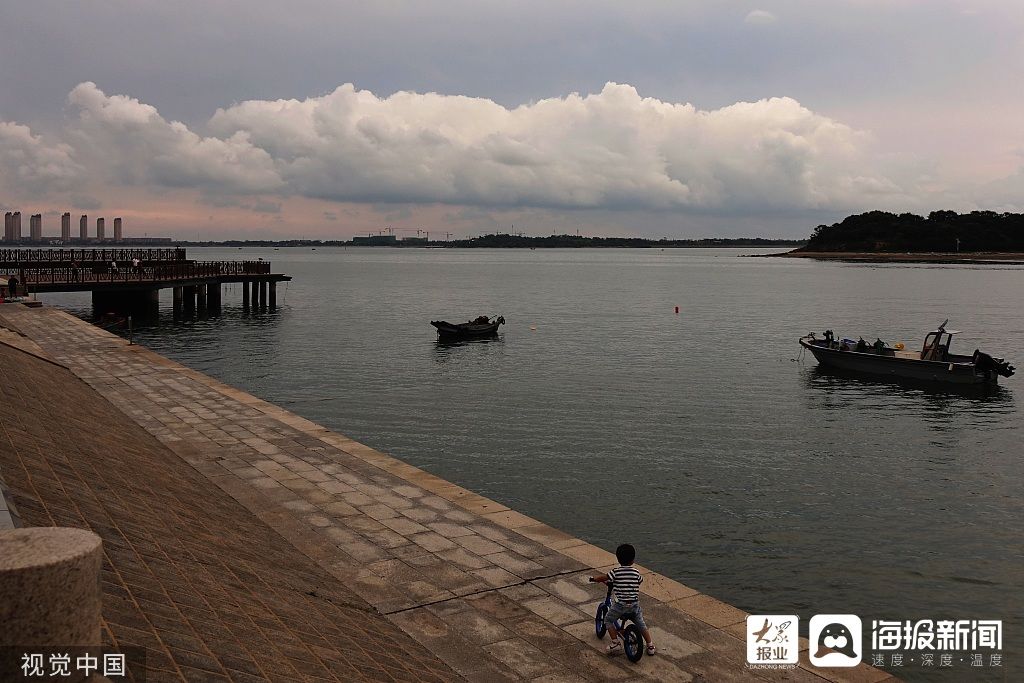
[604,600,647,631]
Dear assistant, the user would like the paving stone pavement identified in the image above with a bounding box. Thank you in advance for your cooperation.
[0,333,456,682]
[0,304,899,683]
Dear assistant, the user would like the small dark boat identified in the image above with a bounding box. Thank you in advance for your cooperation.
[799,320,1015,385]
[431,315,505,339]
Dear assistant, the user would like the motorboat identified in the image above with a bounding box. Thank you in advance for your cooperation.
[431,315,505,339]
[799,320,1014,384]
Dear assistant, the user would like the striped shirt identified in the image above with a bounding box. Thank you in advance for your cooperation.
[608,565,643,604]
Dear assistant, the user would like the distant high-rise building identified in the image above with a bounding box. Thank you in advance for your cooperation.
[62,212,71,241]
[29,214,42,242]
[113,217,123,241]
[96,217,105,240]
[80,215,88,240]
[3,212,11,242]
[12,212,21,241]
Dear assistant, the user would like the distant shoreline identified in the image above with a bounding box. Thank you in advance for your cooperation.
[771,250,1024,264]
[0,238,804,249]
[175,237,805,249]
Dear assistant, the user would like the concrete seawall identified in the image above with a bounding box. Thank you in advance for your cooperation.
[0,303,897,682]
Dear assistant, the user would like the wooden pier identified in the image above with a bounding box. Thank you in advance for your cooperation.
[0,248,290,315]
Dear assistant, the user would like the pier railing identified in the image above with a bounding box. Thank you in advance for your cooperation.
[2,260,272,286]
[0,248,187,264]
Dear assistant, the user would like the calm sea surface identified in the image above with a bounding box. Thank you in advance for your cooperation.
[43,247,1023,679]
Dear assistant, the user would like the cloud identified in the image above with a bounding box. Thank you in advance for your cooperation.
[70,195,102,210]
[249,199,282,214]
[197,193,281,213]
[744,10,777,25]
[205,81,902,212]
[0,121,83,194]
[67,82,283,195]
[8,80,909,216]
[976,166,1024,212]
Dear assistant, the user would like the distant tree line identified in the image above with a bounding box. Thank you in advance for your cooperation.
[446,234,804,248]
[802,210,1024,252]
[170,235,805,248]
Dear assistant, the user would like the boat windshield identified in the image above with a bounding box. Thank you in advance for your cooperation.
[922,330,958,361]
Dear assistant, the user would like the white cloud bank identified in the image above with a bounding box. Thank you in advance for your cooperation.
[67,83,283,195]
[0,121,82,193]
[744,10,778,25]
[3,81,911,213]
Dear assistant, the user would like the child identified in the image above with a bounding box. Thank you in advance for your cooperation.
[591,543,655,656]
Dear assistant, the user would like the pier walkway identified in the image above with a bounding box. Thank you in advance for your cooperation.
[0,248,289,312]
[0,304,896,683]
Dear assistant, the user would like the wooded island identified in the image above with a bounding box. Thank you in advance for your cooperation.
[799,210,1024,253]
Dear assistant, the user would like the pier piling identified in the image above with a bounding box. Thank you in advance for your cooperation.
[208,283,221,314]
[183,285,196,314]
[196,283,207,311]
[172,286,183,317]
[269,281,276,309]
[242,281,250,308]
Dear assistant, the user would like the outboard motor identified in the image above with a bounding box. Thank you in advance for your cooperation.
[973,350,1016,378]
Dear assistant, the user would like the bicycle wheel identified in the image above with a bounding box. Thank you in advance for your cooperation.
[595,604,608,638]
[623,624,644,663]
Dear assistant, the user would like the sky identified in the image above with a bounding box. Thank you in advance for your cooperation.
[1,1,1023,240]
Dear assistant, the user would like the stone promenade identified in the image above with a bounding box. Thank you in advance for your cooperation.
[0,304,897,683]
[0,318,456,682]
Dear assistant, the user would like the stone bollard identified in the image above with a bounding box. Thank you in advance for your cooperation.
[0,527,103,647]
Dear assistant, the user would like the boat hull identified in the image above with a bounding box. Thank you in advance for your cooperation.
[799,339,996,385]
[431,321,502,338]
